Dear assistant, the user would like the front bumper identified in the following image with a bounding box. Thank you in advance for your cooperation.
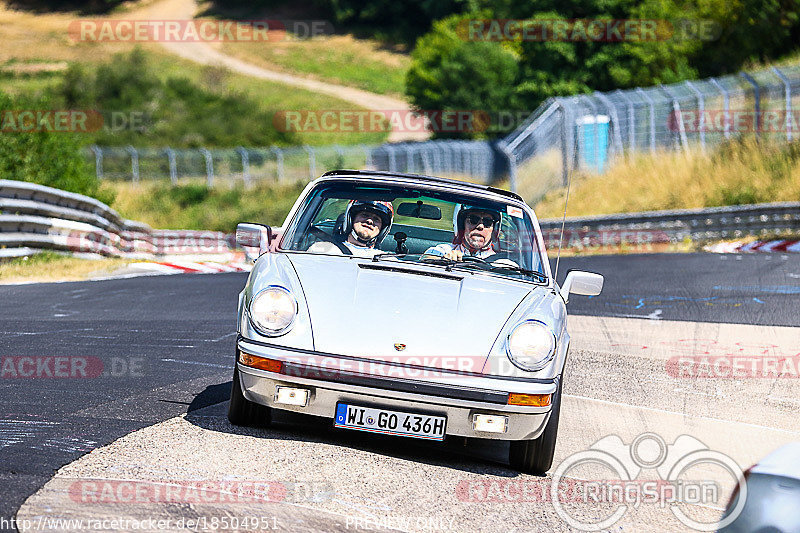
[236,338,557,441]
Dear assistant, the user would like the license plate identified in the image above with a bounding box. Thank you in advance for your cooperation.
[334,404,446,441]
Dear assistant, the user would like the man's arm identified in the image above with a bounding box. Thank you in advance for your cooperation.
[422,243,463,261]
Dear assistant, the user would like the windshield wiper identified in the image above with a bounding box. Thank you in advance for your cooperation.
[486,263,549,283]
[372,252,408,263]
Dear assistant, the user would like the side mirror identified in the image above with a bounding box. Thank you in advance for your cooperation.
[236,223,272,257]
[560,270,603,303]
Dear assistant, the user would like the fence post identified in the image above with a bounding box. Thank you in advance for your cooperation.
[236,147,251,186]
[126,145,139,183]
[421,145,432,174]
[387,145,397,172]
[660,85,689,153]
[303,145,316,179]
[165,147,177,185]
[362,145,373,169]
[594,92,624,161]
[334,145,346,170]
[499,142,517,193]
[405,145,415,173]
[271,147,285,181]
[709,77,731,140]
[556,102,569,187]
[615,90,636,155]
[684,80,706,151]
[90,145,103,180]
[740,72,761,138]
[635,88,656,153]
[772,66,793,142]
[199,148,214,186]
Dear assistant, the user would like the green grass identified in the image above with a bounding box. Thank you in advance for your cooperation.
[219,36,410,97]
[109,181,306,231]
[534,137,800,218]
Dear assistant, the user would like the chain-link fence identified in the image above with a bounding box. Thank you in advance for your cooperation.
[501,64,800,202]
[87,145,374,186]
[88,64,800,202]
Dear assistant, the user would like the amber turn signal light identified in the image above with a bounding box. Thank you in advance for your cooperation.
[507,393,551,406]
[239,351,283,373]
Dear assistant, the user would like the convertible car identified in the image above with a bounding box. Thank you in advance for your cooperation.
[229,170,603,474]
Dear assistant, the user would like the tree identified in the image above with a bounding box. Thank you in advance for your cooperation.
[406,14,521,138]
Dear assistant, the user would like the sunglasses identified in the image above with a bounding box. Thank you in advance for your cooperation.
[466,214,496,227]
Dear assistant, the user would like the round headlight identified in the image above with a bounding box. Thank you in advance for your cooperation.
[249,286,297,336]
[506,320,557,371]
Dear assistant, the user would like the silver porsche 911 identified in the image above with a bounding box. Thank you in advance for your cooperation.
[229,170,602,474]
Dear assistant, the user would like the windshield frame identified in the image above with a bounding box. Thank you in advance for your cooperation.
[275,175,553,286]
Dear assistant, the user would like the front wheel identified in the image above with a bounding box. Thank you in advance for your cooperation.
[509,379,562,475]
[228,365,272,427]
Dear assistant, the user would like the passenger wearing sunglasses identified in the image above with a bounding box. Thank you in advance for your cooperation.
[423,204,509,262]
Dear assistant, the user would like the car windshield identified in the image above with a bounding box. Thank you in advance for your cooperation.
[279,181,547,283]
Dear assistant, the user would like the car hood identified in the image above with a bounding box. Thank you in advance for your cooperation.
[286,253,536,368]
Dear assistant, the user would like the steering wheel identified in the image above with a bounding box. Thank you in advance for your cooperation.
[461,255,489,265]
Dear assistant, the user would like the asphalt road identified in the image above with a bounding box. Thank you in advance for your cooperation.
[1,252,799,530]
[556,252,800,326]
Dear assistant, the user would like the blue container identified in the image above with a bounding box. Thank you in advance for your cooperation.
[577,115,610,173]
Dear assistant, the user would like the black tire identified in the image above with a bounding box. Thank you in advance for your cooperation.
[509,379,563,475]
[227,365,272,427]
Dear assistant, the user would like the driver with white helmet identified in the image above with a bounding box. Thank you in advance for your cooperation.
[308,200,393,258]
[424,204,502,261]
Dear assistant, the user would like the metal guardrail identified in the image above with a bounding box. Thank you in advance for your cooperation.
[0,180,234,259]
[538,202,800,247]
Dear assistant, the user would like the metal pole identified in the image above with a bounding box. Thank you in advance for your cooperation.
[165,147,177,185]
[499,142,517,192]
[615,90,636,155]
[594,91,624,157]
[684,80,706,151]
[271,147,284,181]
[303,145,316,179]
[90,145,103,180]
[126,146,139,183]
[660,85,689,152]
[236,147,251,186]
[361,145,373,169]
[558,104,569,187]
[635,88,656,153]
[772,67,793,142]
[199,148,214,186]
[421,145,432,174]
[334,145,346,170]
[740,72,761,138]
[405,145,414,173]
[709,77,731,140]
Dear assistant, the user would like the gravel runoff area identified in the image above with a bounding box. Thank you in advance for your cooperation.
[15,316,800,533]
